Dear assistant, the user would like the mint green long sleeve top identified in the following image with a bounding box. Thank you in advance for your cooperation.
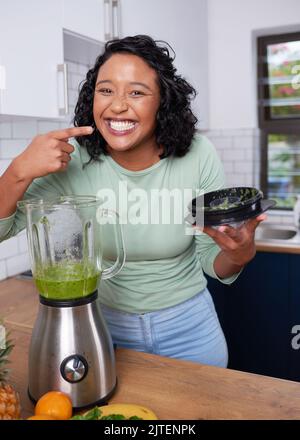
[0,134,239,313]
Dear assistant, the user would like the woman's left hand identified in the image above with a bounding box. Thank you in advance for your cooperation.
[200,214,267,267]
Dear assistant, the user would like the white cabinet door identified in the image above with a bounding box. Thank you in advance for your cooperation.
[0,0,65,118]
[63,0,105,42]
[121,0,209,130]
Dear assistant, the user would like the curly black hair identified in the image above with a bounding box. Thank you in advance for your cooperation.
[73,34,198,161]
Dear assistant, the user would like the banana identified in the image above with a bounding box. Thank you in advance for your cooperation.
[97,403,158,420]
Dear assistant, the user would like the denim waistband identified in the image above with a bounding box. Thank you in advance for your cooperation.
[100,288,206,319]
[100,287,228,367]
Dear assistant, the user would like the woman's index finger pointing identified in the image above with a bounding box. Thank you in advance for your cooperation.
[49,126,94,140]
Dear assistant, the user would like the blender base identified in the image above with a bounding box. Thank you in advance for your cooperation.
[28,292,118,409]
[27,377,118,411]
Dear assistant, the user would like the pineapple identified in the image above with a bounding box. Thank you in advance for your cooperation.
[0,326,21,419]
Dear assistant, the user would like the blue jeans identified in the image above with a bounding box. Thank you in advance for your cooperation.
[101,288,228,368]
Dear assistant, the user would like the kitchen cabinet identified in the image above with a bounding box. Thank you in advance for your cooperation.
[0,0,65,118]
[63,0,106,42]
[288,255,300,381]
[63,0,121,42]
[208,251,300,381]
[0,0,112,119]
[120,0,209,130]
[0,0,206,121]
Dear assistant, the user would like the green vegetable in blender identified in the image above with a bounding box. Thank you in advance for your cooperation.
[34,261,101,300]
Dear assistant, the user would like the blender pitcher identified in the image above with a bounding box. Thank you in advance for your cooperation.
[18,195,126,409]
[18,195,125,300]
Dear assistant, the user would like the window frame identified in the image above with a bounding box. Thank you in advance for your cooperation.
[257,31,300,210]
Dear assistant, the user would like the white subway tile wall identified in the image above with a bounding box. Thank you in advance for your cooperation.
[0,260,7,280]
[18,231,29,254]
[0,61,90,280]
[0,236,19,259]
[37,121,63,134]
[0,159,11,176]
[0,139,30,159]
[6,253,31,278]
[0,123,12,138]
[204,129,255,188]
[12,120,37,139]
[204,129,293,226]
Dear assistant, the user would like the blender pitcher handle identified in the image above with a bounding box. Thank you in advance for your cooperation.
[99,209,126,280]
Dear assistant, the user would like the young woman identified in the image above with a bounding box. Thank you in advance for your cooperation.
[0,35,265,367]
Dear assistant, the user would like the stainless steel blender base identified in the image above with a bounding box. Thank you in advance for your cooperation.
[28,292,117,409]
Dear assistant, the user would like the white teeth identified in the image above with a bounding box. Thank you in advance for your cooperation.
[109,120,136,131]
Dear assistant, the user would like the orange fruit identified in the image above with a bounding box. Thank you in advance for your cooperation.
[27,414,57,420]
[35,391,73,420]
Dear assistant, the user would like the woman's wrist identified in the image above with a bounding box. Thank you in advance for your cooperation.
[0,158,33,219]
[213,250,245,279]
[10,155,33,184]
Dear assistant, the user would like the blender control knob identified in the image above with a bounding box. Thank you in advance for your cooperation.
[60,355,88,383]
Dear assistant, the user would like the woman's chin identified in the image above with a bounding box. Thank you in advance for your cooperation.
[100,130,136,151]
[107,141,136,153]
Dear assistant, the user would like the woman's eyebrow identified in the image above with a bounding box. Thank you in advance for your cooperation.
[95,79,113,87]
[95,79,152,91]
[129,81,152,91]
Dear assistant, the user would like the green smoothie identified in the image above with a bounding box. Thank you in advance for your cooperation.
[34,261,101,300]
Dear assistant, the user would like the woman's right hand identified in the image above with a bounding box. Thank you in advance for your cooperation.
[13,126,93,181]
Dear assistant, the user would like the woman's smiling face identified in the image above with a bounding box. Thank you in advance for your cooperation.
[93,53,161,152]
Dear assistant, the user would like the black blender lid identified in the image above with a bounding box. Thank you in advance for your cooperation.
[188,187,276,226]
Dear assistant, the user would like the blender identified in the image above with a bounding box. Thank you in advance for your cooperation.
[18,196,125,409]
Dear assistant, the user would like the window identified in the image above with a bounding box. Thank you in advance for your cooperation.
[258,32,300,209]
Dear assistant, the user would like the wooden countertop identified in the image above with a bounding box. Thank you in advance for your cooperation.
[2,277,300,420]
[256,241,300,254]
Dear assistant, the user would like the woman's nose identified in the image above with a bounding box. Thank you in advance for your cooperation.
[110,95,128,113]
